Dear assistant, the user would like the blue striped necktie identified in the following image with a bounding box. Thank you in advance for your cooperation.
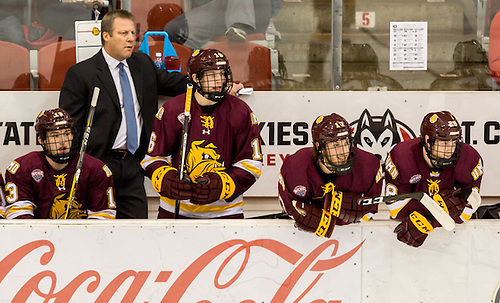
[118,62,138,154]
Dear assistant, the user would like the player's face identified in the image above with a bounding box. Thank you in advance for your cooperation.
[323,138,351,166]
[103,17,135,61]
[199,70,226,93]
[431,138,457,159]
[43,128,73,156]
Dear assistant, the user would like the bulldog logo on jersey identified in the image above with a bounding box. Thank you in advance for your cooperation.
[186,140,225,180]
[50,192,86,219]
[351,109,416,162]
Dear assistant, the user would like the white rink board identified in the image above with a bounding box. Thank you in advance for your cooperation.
[0,91,499,196]
[0,220,498,302]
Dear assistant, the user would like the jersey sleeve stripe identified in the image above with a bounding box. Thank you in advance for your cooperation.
[141,155,172,170]
[234,160,262,179]
[5,201,36,219]
[385,197,411,218]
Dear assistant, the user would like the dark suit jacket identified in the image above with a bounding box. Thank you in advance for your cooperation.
[59,49,189,159]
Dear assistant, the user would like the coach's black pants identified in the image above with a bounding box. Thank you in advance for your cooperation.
[103,150,148,219]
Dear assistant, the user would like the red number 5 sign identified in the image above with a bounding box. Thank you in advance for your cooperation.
[355,12,375,28]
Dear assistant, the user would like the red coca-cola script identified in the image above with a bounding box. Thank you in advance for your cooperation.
[0,238,365,302]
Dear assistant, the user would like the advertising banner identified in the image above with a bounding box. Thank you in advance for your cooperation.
[0,91,499,196]
[0,220,498,302]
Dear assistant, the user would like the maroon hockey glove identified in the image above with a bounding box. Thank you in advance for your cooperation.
[191,172,236,205]
[432,188,468,222]
[160,169,192,200]
[394,211,434,248]
[291,198,336,238]
[336,191,376,224]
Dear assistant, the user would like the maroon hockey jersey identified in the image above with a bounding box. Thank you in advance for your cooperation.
[141,94,262,218]
[278,147,383,225]
[384,138,483,221]
[4,151,116,219]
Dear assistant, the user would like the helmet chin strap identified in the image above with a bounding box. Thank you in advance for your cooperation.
[47,153,73,164]
[423,140,457,170]
[41,143,73,164]
[319,150,353,176]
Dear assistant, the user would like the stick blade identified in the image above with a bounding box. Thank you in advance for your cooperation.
[419,194,456,231]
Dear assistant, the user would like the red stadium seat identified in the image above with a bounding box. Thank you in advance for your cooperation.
[0,41,30,90]
[207,41,272,91]
[489,11,500,84]
[132,0,184,35]
[147,3,183,31]
[38,40,76,91]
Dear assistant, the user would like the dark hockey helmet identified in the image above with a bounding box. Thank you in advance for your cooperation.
[187,49,233,102]
[420,111,462,169]
[311,113,356,175]
[35,108,76,164]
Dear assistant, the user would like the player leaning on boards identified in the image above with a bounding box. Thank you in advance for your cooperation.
[385,111,483,247]
[141,49,263,219]
[3,108,117,219]
[0,172,6,218]
[278,113,384,237]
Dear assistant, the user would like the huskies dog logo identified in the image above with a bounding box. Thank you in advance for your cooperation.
[351,109,416,161]
[186,140,225,180]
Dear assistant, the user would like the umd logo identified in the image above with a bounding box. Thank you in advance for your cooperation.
[92,27,100,36]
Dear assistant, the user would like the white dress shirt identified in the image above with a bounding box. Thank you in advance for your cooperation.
[102,48,143,151]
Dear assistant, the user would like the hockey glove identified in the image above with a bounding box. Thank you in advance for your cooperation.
[336,191,377,224]
[394,211,434,248]
[291,195,336,238]
[191,172,236,205]
[432,188,469,223]
[151,166,192,200]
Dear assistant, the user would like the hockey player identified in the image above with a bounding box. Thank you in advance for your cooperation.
[3,108,116,219]
[141,49,262,219]
[385,111,483,247]
[278,113,383,237]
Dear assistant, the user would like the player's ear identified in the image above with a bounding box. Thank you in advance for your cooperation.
[191,73,198,82]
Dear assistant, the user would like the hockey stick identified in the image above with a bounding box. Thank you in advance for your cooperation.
[174,83,193,219]
[359,192,456,231]
[64,87,100,219]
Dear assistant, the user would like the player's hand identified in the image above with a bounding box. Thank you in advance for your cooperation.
[336,191,375,224]
[191,172,235,205]
[292,199,335,238]
[394,211,434,248]
[432,188,467,222]
[161,169,192,200]
[229,82,244,96]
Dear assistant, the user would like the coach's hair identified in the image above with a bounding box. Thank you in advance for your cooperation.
[101,10,135,45]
